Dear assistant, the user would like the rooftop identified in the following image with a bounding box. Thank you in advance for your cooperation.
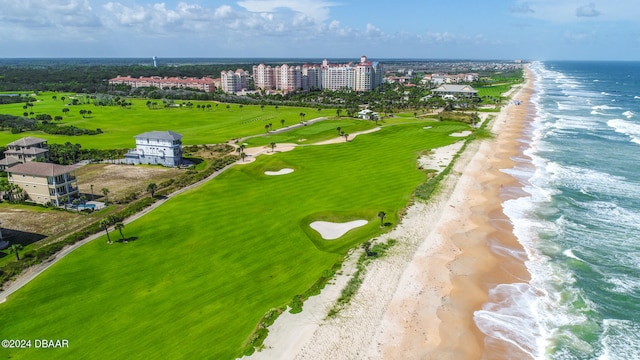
[7,136,47,147]
[135,130,183,141]
[7,162,77,177]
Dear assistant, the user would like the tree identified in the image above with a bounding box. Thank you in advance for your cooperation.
[269,142,276,153]
[115,222,126,242]
[226,104,230,111]
[280,119,285,128]
[60,196,68,210]
[264,124,270,133]
[100,218,113,244]
[90,184,94,201]
[62,108,70,116]
[336,126,342,135]
[72,199,80,213]
[9,243,23,261]
[147,183,158,197]
[362,241,372,257]
[79,109,87,118]
[341,132,349,142]
[239,104,243,111]
[101,188,110,204]
[336,109,342,118]
[377,211,387,227]
[240,151,247,162]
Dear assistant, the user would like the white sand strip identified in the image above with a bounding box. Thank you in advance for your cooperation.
[264,168,294,176]
[310,220,368,240]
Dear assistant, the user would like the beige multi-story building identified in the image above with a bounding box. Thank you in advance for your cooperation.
[252,64,276,90]
[2,137,49,165]
[6,162,78,206]
[221,69,250,93]
[251,56,384,92]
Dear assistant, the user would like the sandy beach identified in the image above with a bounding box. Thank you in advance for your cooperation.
[248,67,535,360]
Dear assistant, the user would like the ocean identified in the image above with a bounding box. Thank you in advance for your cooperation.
[475,61,640,359]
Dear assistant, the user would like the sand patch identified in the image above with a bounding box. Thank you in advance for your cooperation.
[418,142,465,172]
[310,220,368,240]
[265,168,294,176]
[450,130,472,137]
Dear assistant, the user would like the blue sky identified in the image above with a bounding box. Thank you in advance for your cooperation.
[0,0,638,60]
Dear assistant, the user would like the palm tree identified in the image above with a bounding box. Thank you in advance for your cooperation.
[362,241,372,257]
[147,183,158,197]
[226,104,230,111]
[269,142,276,153]
[275,105,279,112]
[62,108,69,116]
[9,243,23,261]
[100,218,113,244]
[72,199,80,213]
[336,126,342,135]
[240,152,247,162]
[115,222,126,242]
[336,109,342,118]
[239,104,244,111]
[60,195,68,210]
[280,119,285,128]
[101,188,110,204]
[90,184,94,201]
[341,132,349,142]
[377,211,387,227]
[264,124,270,133]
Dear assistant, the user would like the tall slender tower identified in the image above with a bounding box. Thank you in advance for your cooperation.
[153,56,157,67]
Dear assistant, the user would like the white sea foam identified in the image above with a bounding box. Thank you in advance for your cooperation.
[622,110,634,119]
[563,249,583,261]
[598,319,640,360]
[607,119,640,145]
[474,283,542,358]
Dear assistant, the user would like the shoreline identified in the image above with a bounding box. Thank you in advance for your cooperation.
[248,67,536,359]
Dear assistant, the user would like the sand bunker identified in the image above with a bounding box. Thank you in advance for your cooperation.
[310,220,368,240]
[264,168,294,176]
[450,130,472,137]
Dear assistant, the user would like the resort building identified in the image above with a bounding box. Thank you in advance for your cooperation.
[125,131,183,167]
[1,137,50,169]
[252,64,277,90]
[221,69,250,93]
[108,76,216,92]
[6,162,78,206]
[431,84,479,99]
[251,56,384,92]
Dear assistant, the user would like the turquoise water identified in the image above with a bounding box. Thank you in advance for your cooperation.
[475,61,640,359]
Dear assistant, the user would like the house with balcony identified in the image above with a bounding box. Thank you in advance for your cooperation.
[125,131,183,167]
[6,162,78,206]
[1,137,50,170]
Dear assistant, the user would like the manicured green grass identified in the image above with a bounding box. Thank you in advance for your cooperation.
[0,93,329,149]
[0,120,469,359]
[243,119,377,147]
[476,83,514,101]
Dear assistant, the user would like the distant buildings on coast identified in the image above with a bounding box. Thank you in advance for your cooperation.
[108,57,523,95]
[109,55,384,94]
[222,55,384,93]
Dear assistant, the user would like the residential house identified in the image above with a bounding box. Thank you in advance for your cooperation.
[125,131,183,167]
[6,162,78,206]
[431,84,478,99]
[1,137,50,170]
[358,109,379,120]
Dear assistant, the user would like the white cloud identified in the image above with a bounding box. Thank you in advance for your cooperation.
[237,0,337,23]
[510,0,635,22]
[576,3,600,17]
